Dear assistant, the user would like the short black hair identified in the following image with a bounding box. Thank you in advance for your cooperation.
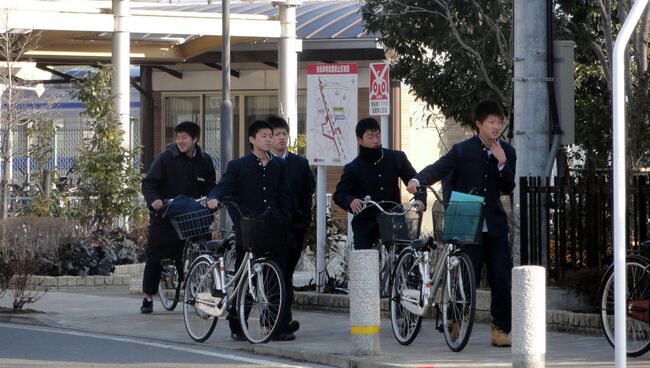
[267,116,290,132]
[473,100,504,125]
[174,121,201,139]
[355,117,380,138]
[248,120,273,149]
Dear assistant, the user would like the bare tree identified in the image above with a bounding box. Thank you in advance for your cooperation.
[0,8,61,219]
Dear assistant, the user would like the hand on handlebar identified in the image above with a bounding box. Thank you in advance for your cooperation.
[207,199,220,210]
[151,199,163,210]
[406,179,419,195]
[350,198,364,214]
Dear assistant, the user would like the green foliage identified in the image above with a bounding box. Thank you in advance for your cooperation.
[74,65,142,231]
[288,133,306,155]
[361,0,513,126]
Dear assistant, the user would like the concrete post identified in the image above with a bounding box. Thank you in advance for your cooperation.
[512,266,546,368]
[349,249,380,355]
[316,165,327,293]
[275,1,301,141]
[112,0,131,150]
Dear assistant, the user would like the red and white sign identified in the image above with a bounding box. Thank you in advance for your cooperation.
[369,62,390,116]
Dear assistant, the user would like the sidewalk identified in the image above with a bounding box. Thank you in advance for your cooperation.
[1,289,648,367]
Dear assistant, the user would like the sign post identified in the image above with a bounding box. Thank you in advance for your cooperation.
[369,62,390,148]
[306,63,358,293]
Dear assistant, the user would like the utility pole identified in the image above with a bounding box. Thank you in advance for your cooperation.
[512,0,549,264]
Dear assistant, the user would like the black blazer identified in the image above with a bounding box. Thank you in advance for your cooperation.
[209,153,291,220]
[283,152,316,230]
[414,135,517,237]
[333,148,426,224]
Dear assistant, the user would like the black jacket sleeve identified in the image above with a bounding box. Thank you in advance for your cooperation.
[209,159,239,201]
[333,163,357,213]
[397,151,427,207]
[141,152,166,208]
[300,162,316,228]
[276,160,291,220]
[497,146,517,194]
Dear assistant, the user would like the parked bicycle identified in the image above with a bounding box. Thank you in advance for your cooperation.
[157,197,216,311]
[599,240,650,357]
[182,201,287,344]
[356,196,422,298]
[389,187,480,352]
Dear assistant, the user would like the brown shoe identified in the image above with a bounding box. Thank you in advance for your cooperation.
[491,324,511,347]
[447,320,460,342]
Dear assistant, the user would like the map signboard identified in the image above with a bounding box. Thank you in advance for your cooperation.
[306,63,358,166]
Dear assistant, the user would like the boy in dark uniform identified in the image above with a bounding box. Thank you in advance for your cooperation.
[208,120,290,341]
[267,116,315,341]
[333,117,425,250]
[141,121,216,314]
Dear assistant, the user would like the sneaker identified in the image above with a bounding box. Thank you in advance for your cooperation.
[491,324,511,347]
[230,332,245,341]
[140,298,153,314]
[288,320,300,333]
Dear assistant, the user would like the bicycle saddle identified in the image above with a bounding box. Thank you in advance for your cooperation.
[411,236,435,250]
[206,239,230,253]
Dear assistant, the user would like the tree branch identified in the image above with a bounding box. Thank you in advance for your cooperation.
[470,0,512,68]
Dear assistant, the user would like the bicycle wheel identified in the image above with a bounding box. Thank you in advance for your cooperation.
[378,243,391,298]
[238,258,286,344]
[183,257,218,342]
[158,260,179,311]
[600,255,650,357]
[441,251,476,352]
[389,248,424,345]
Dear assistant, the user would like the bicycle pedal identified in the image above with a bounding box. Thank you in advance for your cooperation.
[211,288,225,298]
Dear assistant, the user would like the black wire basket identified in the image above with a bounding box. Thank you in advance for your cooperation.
[376,209,422,245]
[170,209,215,240]
[239,211,288,255]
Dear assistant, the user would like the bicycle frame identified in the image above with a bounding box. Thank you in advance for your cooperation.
[398,242,464,317]
[186,250,267,318]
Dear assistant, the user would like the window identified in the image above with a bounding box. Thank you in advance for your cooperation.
[203,95,239,173]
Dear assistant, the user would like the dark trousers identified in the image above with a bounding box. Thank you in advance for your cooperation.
[463,233,512,333]
[228,244,288,334]
[142,219,183,296]
[278,228,307,333]
[352,221,380,250]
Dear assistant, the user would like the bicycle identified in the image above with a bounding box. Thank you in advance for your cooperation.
[356,196,422,298]
[182,201,287,344]
[599,240,650,357]
[157,197,217,311]
[389,187,480,352]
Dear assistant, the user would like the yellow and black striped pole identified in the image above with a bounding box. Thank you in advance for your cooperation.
[349,249,380,355]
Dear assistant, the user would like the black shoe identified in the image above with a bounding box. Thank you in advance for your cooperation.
[272,332,296,341]
[230,332,245,341]
[287,320,300,333]
[140,298,153,314]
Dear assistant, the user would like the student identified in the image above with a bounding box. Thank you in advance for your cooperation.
[140,121,216,314]
[406,99,517,347]
[333,117,425,250]
[207,120,290,341]
[267,116,316,341]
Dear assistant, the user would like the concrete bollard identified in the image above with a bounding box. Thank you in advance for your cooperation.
[512,266,546,368]
[349,249,380,355]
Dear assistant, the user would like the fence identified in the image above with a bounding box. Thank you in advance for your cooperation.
[519,175,650,282]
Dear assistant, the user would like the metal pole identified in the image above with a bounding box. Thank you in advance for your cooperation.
[380,115,389,148]
[220,0,232,176]
[112,0,131,150]
[513,0,549,265]
[612,2,648,367]
[276,1,300,142]
[316,165,327,293]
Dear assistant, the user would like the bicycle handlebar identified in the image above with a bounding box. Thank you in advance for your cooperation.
[359,196,418,216]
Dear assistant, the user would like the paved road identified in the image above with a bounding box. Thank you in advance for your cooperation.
[0,323,331,368]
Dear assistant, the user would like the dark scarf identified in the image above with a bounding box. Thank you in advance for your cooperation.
[359,146,383,163]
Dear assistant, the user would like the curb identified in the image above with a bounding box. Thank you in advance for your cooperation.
[0,313,59,328]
